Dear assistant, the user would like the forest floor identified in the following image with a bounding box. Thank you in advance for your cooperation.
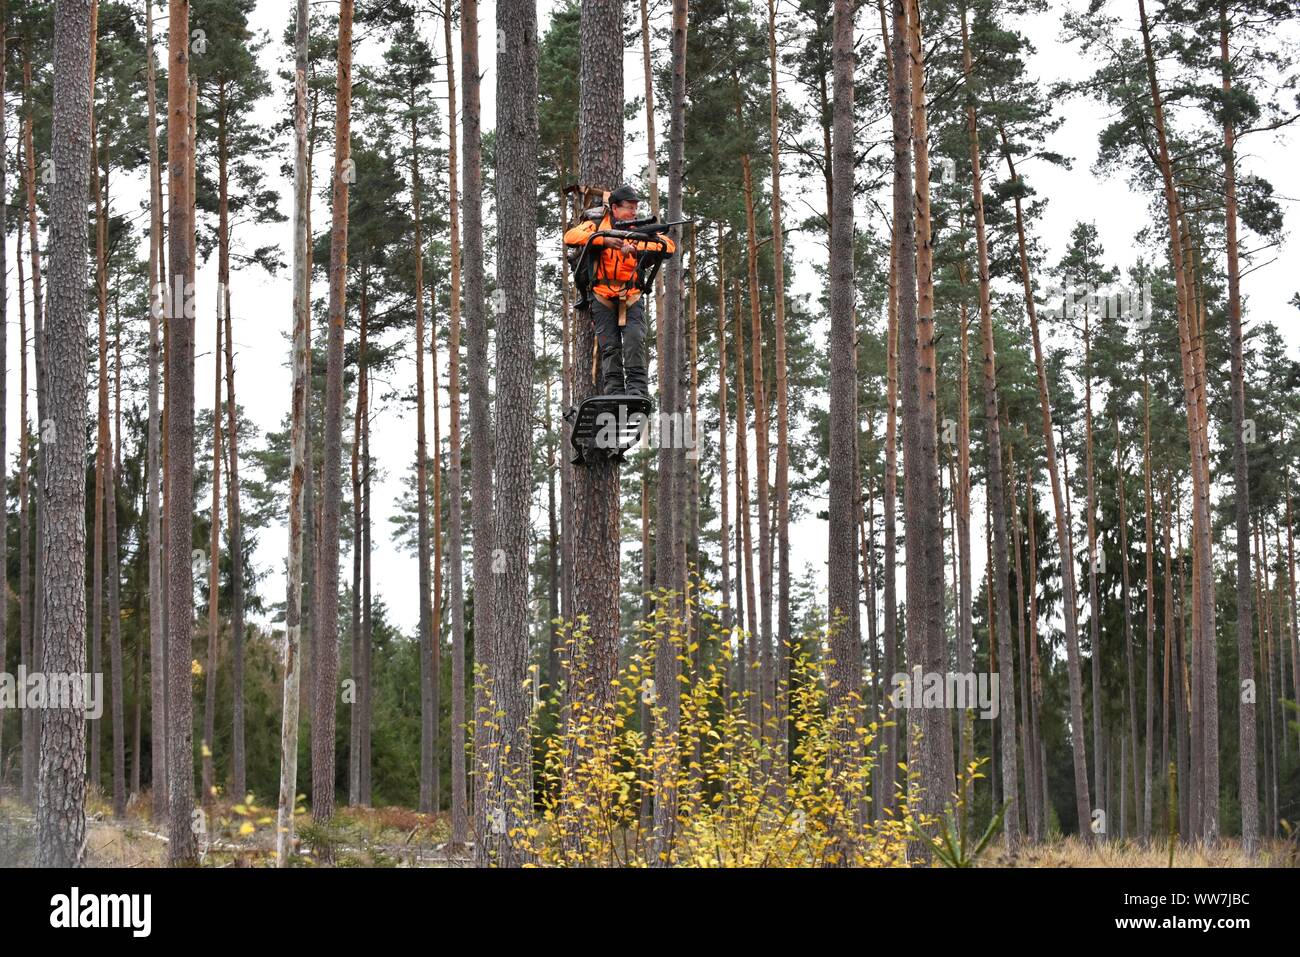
[1,791,1294,866]
[0,790,472,867]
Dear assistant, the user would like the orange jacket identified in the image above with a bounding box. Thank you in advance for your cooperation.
[563,212,676,302]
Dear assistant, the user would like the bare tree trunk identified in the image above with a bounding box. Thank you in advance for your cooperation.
[960,3,1017,847]
[314,0,354,828]
[732,281,758,727]
[218,108,247,799]
[145,0,167,821]
[23,41,49,813]
[568,0,628,748]
[349,281,366,807]
[650,0,689,865]
[412,103,436,815]
[1081,300,1105,834]
[36,0,94,867]
[0,0,7,796]
[441,0,469,847]
[826,0,861,843]
[203,241,223,810]
[767,0,793,802]
[17,207,32,806]
[1219,0,1257,855]
[93,131,126,818]
[430,277,443,810]
[462,0,495,848]
[1115,418,1141,839]
[1137,0,1217,841]
[477,0,538,866]
[716,239,732,638]
[361,357,373,806]
[730,49,773,763]
[1142,373,1157,841]
[164,0,198,867]
[90,116,106,806]
[999,127,1091,838]
[276,0,310,865]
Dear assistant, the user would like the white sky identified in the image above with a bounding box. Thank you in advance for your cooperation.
[3,0,1297,641]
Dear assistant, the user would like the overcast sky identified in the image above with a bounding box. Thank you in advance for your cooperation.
[4,0,1296,642]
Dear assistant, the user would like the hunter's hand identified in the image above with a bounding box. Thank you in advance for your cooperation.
[621,241,636,256]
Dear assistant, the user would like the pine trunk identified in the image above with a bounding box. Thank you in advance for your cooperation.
[478,0,538,865]
[443,0,469,846]
[36,0,94,867]
[1000,128,1092,838]
[275,0,310,866]
[314,0,354,827]
[164,0,198,867]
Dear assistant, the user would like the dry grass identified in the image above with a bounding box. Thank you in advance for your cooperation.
[5,790,1297,867]
[983,835,1299,868]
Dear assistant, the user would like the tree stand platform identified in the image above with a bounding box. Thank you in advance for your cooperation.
[565,394,653,465]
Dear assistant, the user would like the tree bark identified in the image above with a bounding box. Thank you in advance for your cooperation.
[36,0,94,867]
[477,0,538,866]
[276,0,310,865]
[650,0,689,865]
[999,127,1092,839]
[826,0,861,842]
[1137,0,1217,841]
[1219,0,1256,855]
[443,0,469,846]
[313,0,354,829]
[463,0,495,849]
[960,3,1017,848]
[164,0,198,867]
[145,0,168,822]
[568,0,627,743]
[413,99,436,815]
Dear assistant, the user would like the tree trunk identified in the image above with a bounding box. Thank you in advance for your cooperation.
[1115,418,1141,839]
[203,233,223,811]
[768,0,793,802]
[649,0,689,865]
[567,0,628,756]
[1142,373,1157,841]
[349,276,366,807]
[218,97,247,799]
[477,0,538,866]
[314,0,354,828]
[145,0,167,822]
[17,202,33,807]
[90,116,105,805]
[960,3,1017,848]
[36,0,94,867]
[164,0,198,867]
[826,0,861,843]
[1137,0,1217,841]
[0,0,7,798]
[429,275,443,810]
[276,0,310,865]
[412,101,436,814]
[463,0,496,849]
[716,238,732,639]
[999,127,1091,839]
[1219,0,1257,855]
[730,54,773,764]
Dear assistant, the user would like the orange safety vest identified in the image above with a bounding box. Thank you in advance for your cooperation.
[563,212,676,306]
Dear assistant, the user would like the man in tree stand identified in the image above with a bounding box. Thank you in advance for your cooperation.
[564,184,677,399]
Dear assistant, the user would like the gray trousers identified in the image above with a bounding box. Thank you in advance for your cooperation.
[591,296,648,398]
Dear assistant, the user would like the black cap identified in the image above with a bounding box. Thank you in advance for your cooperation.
[609,184,641,204]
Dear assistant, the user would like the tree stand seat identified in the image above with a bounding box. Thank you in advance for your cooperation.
[565,394,653,465]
